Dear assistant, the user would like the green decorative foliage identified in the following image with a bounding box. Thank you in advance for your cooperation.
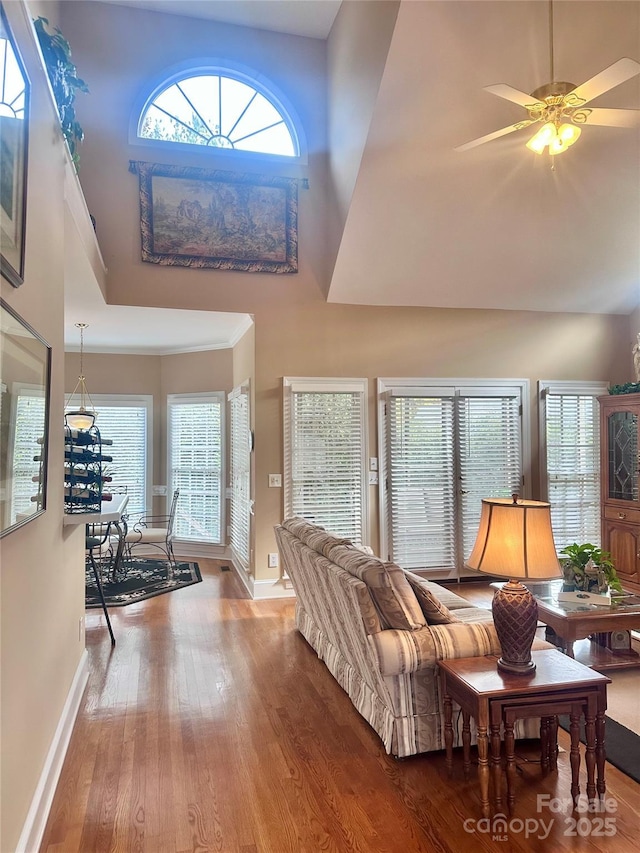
[559,542,623,593]
[609,382,640,395]
[33,16,88,167]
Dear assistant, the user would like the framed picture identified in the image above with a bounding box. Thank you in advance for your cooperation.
[0,300,51,538]
[0,4,30,288]
[130,160,298,274]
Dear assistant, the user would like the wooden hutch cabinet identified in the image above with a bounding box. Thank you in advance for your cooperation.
[599,393,640,594]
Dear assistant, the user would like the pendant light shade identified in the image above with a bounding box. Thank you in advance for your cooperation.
[65,323,96,431]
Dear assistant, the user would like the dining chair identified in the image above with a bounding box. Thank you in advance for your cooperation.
[121,488,180,566]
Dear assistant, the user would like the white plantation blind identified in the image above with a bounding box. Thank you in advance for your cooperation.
[168,393,224,543]
[383,381,526,572]
[284,378,367,544]
[540,382,607,550]
[229,385,251,568]
[458,393,523,557]
[65,394,151,518]
[388,395,456,569]
[10,392,46,518]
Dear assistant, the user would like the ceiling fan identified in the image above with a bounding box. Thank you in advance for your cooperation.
[456,0,640,157]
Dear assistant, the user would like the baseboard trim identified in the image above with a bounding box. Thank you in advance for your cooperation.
[16,650,89,853]
[232,559,255,597]
[253,578,296,600]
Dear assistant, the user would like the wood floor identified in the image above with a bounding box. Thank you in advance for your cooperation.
[40,562,640,852]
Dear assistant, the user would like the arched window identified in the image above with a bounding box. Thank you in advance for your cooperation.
[137,69,300,158]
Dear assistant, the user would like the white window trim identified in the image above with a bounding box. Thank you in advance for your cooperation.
[167,391,226,544]
[228,380,253,571]
[538,379,608,518]
[65,392,153,514]
[283,376,369,545]
[377,377,530,565]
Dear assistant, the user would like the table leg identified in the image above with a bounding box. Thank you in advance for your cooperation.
[444,694,453,777]
[596,709,606,797]
[540,716,550,773]
[569,708,581,806]
[110,515,128,580]
[477,725,490,819]
[462,710,471,779]
[490,720,502,810]
[549,716,559,772]
[585,708,596,801]
[565,640,575,659]
[504,715,516,813]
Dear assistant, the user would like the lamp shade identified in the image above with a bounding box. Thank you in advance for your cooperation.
[465,497,561,581]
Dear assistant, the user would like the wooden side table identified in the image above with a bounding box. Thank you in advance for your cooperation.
[438,650,610,818]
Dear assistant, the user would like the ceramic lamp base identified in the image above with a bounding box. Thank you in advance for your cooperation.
[492,579,539,675]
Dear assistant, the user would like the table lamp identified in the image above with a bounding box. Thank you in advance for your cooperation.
[465,494,561,675]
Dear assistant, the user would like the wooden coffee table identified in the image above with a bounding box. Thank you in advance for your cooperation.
[532,584,640,670]
[438,650,610,818]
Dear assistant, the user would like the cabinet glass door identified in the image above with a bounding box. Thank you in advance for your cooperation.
[607,411,639,502]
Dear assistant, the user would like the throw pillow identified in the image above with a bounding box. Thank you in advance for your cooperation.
[404,573,459,625]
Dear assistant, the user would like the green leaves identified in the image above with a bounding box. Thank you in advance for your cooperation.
[33,16,88,167]
[559,542,623,593]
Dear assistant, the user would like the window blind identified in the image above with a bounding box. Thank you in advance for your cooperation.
[284,380,367,544]
[168,394,223,543]
[387,395,456,569]
[92,405,148,518]
[384,384,524,571]
[11,393,46,518]
[458,393,522,558]
[65,395,151,518]
[542,386,604,549]
[229,386,251,568]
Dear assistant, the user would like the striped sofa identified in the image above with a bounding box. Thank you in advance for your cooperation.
[275,517,552,758]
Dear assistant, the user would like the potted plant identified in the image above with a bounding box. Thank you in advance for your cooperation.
[559,542,623,594]
[33,16,88,167]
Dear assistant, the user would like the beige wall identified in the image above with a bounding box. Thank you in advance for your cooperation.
[0,2,84,850]
[326,0,399,285]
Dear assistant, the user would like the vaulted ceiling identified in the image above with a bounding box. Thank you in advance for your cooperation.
[70,0,640,353]
[328,1,640,315]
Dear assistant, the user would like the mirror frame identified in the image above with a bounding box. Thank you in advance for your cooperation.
[0,299,51,537]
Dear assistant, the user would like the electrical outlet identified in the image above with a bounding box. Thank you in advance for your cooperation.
[368,471,379,485]
[369,457,378,471]
[268,552,279,568]
[268,473,282,488]
[153,485,167,496]
[78,615,85,641]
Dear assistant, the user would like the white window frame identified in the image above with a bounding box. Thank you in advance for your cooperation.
[539,380,608,550]
[228,381,252,571]
[167,391,225,545]
[377,377,530,573]
[283,377,369,545]
[64,392,153,517]
[9,383,47,521]
[130,58,308,165]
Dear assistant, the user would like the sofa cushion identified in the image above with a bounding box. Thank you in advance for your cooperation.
[324,544,426,631]
[404,572,459,625]
[405,575,476,611]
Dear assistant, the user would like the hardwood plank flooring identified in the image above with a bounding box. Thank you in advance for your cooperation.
[40,564,640,852]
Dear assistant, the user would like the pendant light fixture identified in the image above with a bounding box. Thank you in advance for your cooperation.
[65,322,96,431]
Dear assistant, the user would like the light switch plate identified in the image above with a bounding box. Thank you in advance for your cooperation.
[153,485,167,496]
[268,474,282,488]
[268,552,279,568]
[369,457,378,471]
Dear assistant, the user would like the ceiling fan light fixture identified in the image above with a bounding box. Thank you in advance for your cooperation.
[549,123,581,154]
[526,121,557,153]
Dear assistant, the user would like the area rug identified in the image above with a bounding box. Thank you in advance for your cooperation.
[86,557,202,607]
[558,715,640,784]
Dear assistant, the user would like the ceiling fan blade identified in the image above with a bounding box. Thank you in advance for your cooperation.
[484,84,542,109]
[569,58,640,106]
[579,108,640,128]
[455,120,534,152]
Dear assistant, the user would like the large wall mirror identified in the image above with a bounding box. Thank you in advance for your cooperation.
[0,300,51,537]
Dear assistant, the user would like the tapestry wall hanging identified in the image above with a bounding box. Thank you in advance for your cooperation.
[129,160,298,274]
